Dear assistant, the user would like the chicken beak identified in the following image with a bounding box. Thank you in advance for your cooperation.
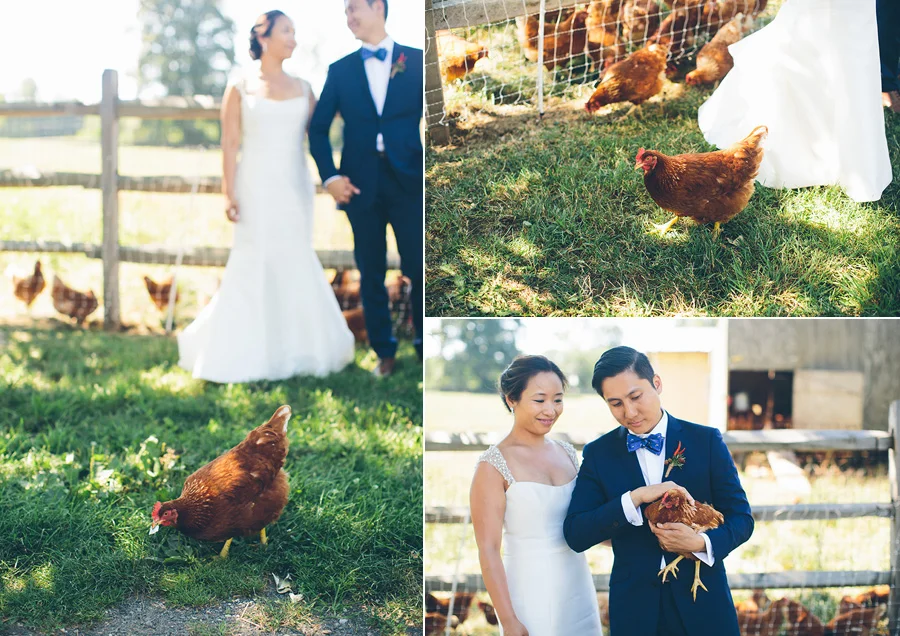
[149,522,160,535]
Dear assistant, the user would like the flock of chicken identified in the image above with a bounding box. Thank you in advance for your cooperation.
[426,586,889,635]
[10,259,411,342]
[437,0,775,235]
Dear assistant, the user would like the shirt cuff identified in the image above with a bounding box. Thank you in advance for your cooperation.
[621,492,644,526]
[692,532,715,566]
[323,175,343,187]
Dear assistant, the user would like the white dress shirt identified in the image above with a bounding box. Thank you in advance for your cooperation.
[619,411,715,568]
[323,36,394,189]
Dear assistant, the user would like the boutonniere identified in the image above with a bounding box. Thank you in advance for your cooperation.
[391,53,407,79]
[664,441,686,478]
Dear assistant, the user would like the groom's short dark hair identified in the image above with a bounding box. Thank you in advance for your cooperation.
[366,0,388,21]
[591,346,656,399]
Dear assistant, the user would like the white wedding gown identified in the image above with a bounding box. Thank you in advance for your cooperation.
[178,72,355,383]
[478,442,603,636]
[697,0,892,202]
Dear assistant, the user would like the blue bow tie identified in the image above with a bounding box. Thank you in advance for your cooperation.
[627,432,664,455]
[361,47,388,62]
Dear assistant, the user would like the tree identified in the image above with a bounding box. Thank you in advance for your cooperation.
[427,319,522,392]
[135,0,235,146]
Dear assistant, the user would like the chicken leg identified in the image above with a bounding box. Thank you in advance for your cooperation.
[219,537,233,558]
[658,554,684,583]
[260,528,268,547]
[711,222,722,238]
[654,216,680,234]
[691,559,708,601]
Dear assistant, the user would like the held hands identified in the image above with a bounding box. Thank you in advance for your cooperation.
[325,176,361,205]
[225,195,240,223]
[650,521,707,554]
[633,481,694,507]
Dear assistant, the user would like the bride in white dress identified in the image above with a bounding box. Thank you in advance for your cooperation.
[178,11,355,383]
[697,0,892,202]
[470,356,603,636]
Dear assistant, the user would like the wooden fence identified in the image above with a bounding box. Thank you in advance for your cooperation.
[424,400,900,633]
[0,69,400,328]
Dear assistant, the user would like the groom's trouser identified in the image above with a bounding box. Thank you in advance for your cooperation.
[877,0,900,93]
[345,154,423,360]
[656,583,689,636]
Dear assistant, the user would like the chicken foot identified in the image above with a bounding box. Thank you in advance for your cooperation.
[219,537,233,558]
[691,559,708,601]
[260,528,268,547]
[658,554,684,583]
[654,216,680,234]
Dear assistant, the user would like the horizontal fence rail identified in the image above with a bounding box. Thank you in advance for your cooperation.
[424,429,894,452]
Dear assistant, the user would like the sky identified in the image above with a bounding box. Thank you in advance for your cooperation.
[0,0,423,103]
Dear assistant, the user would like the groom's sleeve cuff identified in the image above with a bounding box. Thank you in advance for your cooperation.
[621,492,644,526]
[323,175,342,187]
[693,532,715,566]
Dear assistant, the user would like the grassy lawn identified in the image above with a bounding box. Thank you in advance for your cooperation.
[426,47,900,316]
[0,326,423,634]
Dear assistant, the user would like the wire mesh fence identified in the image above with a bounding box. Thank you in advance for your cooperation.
[0,74,411,339]
[423,395,899,636]
[425,0,781,136]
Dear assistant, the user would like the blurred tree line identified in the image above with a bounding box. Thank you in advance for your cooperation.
[426,320,624,394]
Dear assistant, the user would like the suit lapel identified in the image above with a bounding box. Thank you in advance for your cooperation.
[351,50,379,117]
[663,412,684,483]
[382,44,404,117]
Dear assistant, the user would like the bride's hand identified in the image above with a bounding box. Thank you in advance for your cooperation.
[225,195,240,223]
[502,619,529,636]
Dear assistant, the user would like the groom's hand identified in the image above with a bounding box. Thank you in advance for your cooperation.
[325,176,361,204]
[650,522,706,553]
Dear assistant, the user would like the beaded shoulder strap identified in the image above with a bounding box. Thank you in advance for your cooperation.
[477,445,515,486]
[556,439,579,470]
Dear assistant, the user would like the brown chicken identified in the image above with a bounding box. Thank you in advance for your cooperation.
[703,0,768,29]
[343,306,367,343]
[424,612,458,635]
[331,268,361,309]
[143,275,178,312]
[478,600,499,625]
[770,598,824,636]
[426,592,476,625]
[685,13,754,86]
[518,9,576,62]
[12,260,45,308]
[737,600,787,636]
[652,3,710,60]
[825,606,885,636]
[51,275,99,325]
[838,585,890,614]
[437,30,489,83]
[541,10,590,70]
[620,0,663,43]
[585,42,669,114]
[645,488,724,601]
[150,405,291,558]
[587,0,627,70]
[636,124,767,236]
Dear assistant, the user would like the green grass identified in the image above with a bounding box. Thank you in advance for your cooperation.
[426,83,900,317]
[0,327,423,634]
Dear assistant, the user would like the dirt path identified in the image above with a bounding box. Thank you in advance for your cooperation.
[1,596,421,636]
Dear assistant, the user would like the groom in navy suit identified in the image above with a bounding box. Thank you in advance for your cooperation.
[564,347,753,636]
[309,0,423,377]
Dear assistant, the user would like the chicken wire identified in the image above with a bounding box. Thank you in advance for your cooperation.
[424,446,897,636]
[0,111,412,336]
[426,0,782,130]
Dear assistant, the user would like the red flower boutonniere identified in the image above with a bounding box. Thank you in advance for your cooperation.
[391,53,407,79]
[664,441,686,478]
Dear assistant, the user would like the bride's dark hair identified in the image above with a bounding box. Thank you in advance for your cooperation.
[249,10,287,61]
[498,355,568,412]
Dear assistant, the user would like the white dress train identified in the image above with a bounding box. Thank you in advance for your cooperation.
[697,0,892,202]
[477,441,604,636]
[178,72,355,383]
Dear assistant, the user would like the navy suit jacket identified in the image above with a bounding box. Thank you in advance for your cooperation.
[564,414,753,636]
[309,44,424,212]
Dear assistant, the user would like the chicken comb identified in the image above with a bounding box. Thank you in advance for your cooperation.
[152,501,162,520]
[635,148,647,163]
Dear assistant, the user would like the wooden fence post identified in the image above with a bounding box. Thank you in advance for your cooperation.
[425,0,450,146]
[890,400,899,634]
[100,69,120,329]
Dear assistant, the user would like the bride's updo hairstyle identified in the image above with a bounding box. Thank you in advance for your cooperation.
[249,10,287,61]
[498,355,568,412]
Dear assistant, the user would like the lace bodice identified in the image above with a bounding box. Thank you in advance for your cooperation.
[477,440,579,486]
